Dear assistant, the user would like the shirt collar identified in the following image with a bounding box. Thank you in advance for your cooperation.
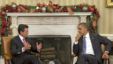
[19,35,24,41]
[84,32,90,38]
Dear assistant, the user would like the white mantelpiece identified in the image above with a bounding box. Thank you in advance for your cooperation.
[7,12,91,16]
[7,12,91,47]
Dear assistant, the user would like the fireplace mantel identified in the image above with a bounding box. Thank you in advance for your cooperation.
[7,12,91,36]
[7,12,91,16]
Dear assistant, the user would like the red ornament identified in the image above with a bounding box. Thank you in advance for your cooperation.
[88,6,95,12]
[61,6,68,12]
[79,4,83,9]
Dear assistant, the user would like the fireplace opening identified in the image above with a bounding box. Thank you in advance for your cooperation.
[29,35,72,64]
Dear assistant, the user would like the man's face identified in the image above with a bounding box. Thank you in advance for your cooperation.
[77,25,87,35]
[20,28,29,37]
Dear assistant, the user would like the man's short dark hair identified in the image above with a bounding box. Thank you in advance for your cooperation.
[78,22,89,30]
[18,24,28,34]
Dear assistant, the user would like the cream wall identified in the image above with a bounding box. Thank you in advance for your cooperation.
[0,0,113,34]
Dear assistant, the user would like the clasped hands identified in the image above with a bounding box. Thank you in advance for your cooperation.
[23,41,31,50]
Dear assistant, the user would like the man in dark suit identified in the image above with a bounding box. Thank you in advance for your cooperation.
[73,23,112,64]
[11,24,42,64]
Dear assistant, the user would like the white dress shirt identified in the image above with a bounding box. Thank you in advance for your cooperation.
[74,32,94,55]
[19,35,25,52]
[84,32,94,55]
[19,35,24,43]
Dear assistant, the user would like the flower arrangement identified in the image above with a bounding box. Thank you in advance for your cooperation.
[0,1,100,36]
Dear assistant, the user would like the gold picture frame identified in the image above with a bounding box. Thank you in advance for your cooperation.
[107,0,113,7]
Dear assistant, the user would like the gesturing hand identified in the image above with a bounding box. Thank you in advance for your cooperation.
[36,42,42,52]
[23,39,31,50]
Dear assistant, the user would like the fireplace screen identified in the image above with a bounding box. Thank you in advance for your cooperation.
[29,35,72,64]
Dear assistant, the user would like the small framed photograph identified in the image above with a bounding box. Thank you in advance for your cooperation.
[107,0,113,7]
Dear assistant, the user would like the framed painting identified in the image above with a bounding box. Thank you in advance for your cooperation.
[107,0,113,7]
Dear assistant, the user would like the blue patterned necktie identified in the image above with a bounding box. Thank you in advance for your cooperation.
[82,36,86,54]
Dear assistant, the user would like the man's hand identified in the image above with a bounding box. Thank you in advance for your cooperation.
[36,42,42,52]
[23,41,31,50]
[75,33,82,42]
[102,51,109,60]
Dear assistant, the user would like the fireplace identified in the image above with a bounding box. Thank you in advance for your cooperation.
[29,35,72,64]
[7,12,92,64]
[7,12,92,52]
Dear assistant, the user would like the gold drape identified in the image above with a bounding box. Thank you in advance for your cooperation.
[0,0,113,34]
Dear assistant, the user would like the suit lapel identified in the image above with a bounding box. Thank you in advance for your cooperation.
[17,36,24,46]
[89,33,96,52]
[89,34,95,43]
[90,33,95,44]
[79,36,84,52]
[79,33,96,53]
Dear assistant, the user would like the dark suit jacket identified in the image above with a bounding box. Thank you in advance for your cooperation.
[10,35,38,57]
[73,33,112,63]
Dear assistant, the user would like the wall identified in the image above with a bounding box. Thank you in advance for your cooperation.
[0,0,113,34]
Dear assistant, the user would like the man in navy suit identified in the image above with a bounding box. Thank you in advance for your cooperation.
[11,24,42,64]
[73,23,112,64]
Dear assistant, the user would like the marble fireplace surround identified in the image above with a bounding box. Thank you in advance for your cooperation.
[7,12,92,54]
